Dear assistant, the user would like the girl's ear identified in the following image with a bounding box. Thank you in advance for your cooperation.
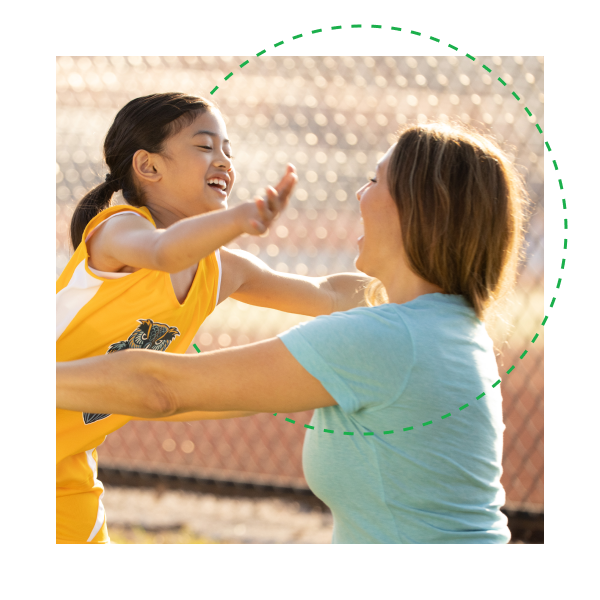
[132,149,163,184]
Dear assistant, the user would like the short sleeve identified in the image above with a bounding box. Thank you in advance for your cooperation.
[278,306,415,414]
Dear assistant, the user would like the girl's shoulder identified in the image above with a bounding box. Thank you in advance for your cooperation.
[84,206,157,275]
[84,205,155,240]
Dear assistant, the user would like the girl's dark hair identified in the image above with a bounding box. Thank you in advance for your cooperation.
[69,92,215,249]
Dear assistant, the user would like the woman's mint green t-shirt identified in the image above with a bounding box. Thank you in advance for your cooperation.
[278,293,510,544]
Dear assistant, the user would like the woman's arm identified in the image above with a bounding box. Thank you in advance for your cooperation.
[57,339,336,419]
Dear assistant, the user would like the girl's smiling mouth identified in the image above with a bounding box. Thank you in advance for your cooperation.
[208,185,226,196]
[207,176,229,197]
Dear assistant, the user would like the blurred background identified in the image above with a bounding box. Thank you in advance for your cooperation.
[56,55,544,543]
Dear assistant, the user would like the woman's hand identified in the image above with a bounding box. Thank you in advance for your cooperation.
[235,164,298,235]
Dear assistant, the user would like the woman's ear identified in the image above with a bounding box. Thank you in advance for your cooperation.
[132,149,163,184]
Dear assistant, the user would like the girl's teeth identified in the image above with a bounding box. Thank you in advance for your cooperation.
[208,179,226,189]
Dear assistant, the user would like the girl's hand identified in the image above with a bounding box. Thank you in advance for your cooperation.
[236,165,298,236]
[235,196,275,235]
[265,164,298,217]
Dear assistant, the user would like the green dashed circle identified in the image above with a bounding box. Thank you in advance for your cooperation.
[195,24,553,436]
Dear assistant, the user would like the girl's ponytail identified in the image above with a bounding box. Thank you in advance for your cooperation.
[69,176,119,250]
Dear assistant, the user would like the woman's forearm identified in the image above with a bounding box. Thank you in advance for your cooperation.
[57,339,337,418]
[153,205,245,273]
[57,350,170,418]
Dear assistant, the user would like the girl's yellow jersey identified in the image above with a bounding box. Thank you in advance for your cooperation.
[56,205,221,544]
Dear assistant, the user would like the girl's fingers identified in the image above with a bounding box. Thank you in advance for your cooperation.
[255,196,274,223]
[276,175,297,206]
[265,191,275,210]
[273,164,297,196]
[284,163,296,178]
[265,186,278,212]
[266,196,281,218]
[258,196,272,217]
[250,219,267,233]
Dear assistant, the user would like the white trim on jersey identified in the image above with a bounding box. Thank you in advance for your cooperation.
[56,261,103,342]
[57,212,148,341]
[85,449,106,543]
[86,266,131,280]
[215,248,222,307]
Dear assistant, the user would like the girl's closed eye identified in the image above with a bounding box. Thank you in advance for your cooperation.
[196,145,234,159]
[369,177,377,183]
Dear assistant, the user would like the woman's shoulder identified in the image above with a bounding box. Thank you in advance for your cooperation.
[287,303,414,353]
[332,295,484,346]
[329,294,472,323]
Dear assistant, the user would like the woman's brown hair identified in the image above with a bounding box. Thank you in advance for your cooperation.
[69,92,215,250]
[365,122,530,320]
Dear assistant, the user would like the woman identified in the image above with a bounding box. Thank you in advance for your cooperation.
[58,122,529,544]
[56,92,368,544]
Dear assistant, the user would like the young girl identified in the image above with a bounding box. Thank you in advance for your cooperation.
[56,92,369,544]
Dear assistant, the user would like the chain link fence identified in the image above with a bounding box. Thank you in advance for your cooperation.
[56,55,544,511]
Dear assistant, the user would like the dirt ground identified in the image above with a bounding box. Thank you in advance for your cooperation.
[103,485,334,544]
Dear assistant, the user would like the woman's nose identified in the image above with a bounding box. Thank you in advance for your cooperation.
[356,183,367,202]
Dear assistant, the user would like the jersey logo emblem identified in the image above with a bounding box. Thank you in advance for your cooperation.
[82,319,181,425]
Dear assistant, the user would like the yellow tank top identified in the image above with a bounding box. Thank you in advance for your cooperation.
[56,205,221,543]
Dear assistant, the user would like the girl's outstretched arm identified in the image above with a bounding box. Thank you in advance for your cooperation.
[133,410,258,422]
[57,340,337,419]
[88,166,297,274]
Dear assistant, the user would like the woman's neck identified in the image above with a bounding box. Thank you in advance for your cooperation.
[379,263,445,305]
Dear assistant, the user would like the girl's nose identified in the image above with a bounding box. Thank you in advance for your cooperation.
[215,149,233,171]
